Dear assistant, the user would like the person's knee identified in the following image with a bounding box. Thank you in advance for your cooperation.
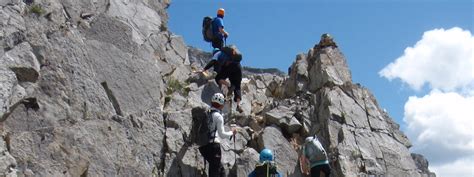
[233,90,242,102]
[233,96,240,102]
[215,76,225,85]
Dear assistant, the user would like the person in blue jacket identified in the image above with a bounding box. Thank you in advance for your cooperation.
[248,149,283,177]
[212,8,229,49]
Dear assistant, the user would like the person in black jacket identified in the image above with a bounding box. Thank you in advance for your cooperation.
[199,47,243,113]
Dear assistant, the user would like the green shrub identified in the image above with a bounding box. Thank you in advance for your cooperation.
[166,78,183,95]
[351,149,362,159]
[30,4,45,15]
[183,86,191,97]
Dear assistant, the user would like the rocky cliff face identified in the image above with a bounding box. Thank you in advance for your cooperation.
[0,0,435,177]
[0,0,186,176]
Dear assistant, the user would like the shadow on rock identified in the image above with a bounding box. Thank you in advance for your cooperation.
[200,82,221,107]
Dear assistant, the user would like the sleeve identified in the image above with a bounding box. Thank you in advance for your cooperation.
[214,112,233,138]
[217,18,224,28]
[212,51,221,60]
[203,60,218,71]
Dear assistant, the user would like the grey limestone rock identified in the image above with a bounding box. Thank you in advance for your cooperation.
[307,47,352,91]
[264,105,302,134]
[257,126,302,176]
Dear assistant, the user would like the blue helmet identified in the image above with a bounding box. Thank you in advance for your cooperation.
[259,148,273,162]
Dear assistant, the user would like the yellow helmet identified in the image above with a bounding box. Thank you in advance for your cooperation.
[217,8,225,16]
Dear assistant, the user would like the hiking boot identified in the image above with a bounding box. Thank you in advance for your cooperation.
[236,104,244,113]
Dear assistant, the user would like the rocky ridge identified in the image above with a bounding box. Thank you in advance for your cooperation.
[0,0,435,177]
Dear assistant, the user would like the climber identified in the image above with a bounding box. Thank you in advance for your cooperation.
[198,45,243,113]
[300,135,331,177]
[214,45,243,113]
[248,148,283,177]
[198,93,237,177]
[212,8,229,49]
[315,33,337,50]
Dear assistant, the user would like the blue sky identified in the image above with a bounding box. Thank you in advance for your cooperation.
[168,1,473,176]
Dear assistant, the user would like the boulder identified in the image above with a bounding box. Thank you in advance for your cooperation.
[179,145,205,177]
[265,106,302,134]
[285,53,309,97]
[257,126,300,176]
[411,153,437,177]
[1,42,40,83]
[221,127,251,153]
[235,148,259,177]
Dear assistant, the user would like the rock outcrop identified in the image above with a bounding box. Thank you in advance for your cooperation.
[0,0,435,177]
[280,46,432,176]
[412,153,437,177]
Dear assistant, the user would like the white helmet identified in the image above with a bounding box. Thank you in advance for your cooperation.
[211,93,225,106]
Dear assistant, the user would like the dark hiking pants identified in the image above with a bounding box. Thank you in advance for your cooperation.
[199,143,225,177]
[212,38,224,49]
[215,63,242,102]
[311,164,331,177]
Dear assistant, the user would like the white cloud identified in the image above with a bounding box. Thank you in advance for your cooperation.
[380,27,474,91]
[430,157,474,177]
[381,27,474,177]
[404,91,474,177]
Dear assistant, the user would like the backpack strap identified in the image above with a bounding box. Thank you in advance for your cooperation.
[267,162,270,177]
[208,109,219,143]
